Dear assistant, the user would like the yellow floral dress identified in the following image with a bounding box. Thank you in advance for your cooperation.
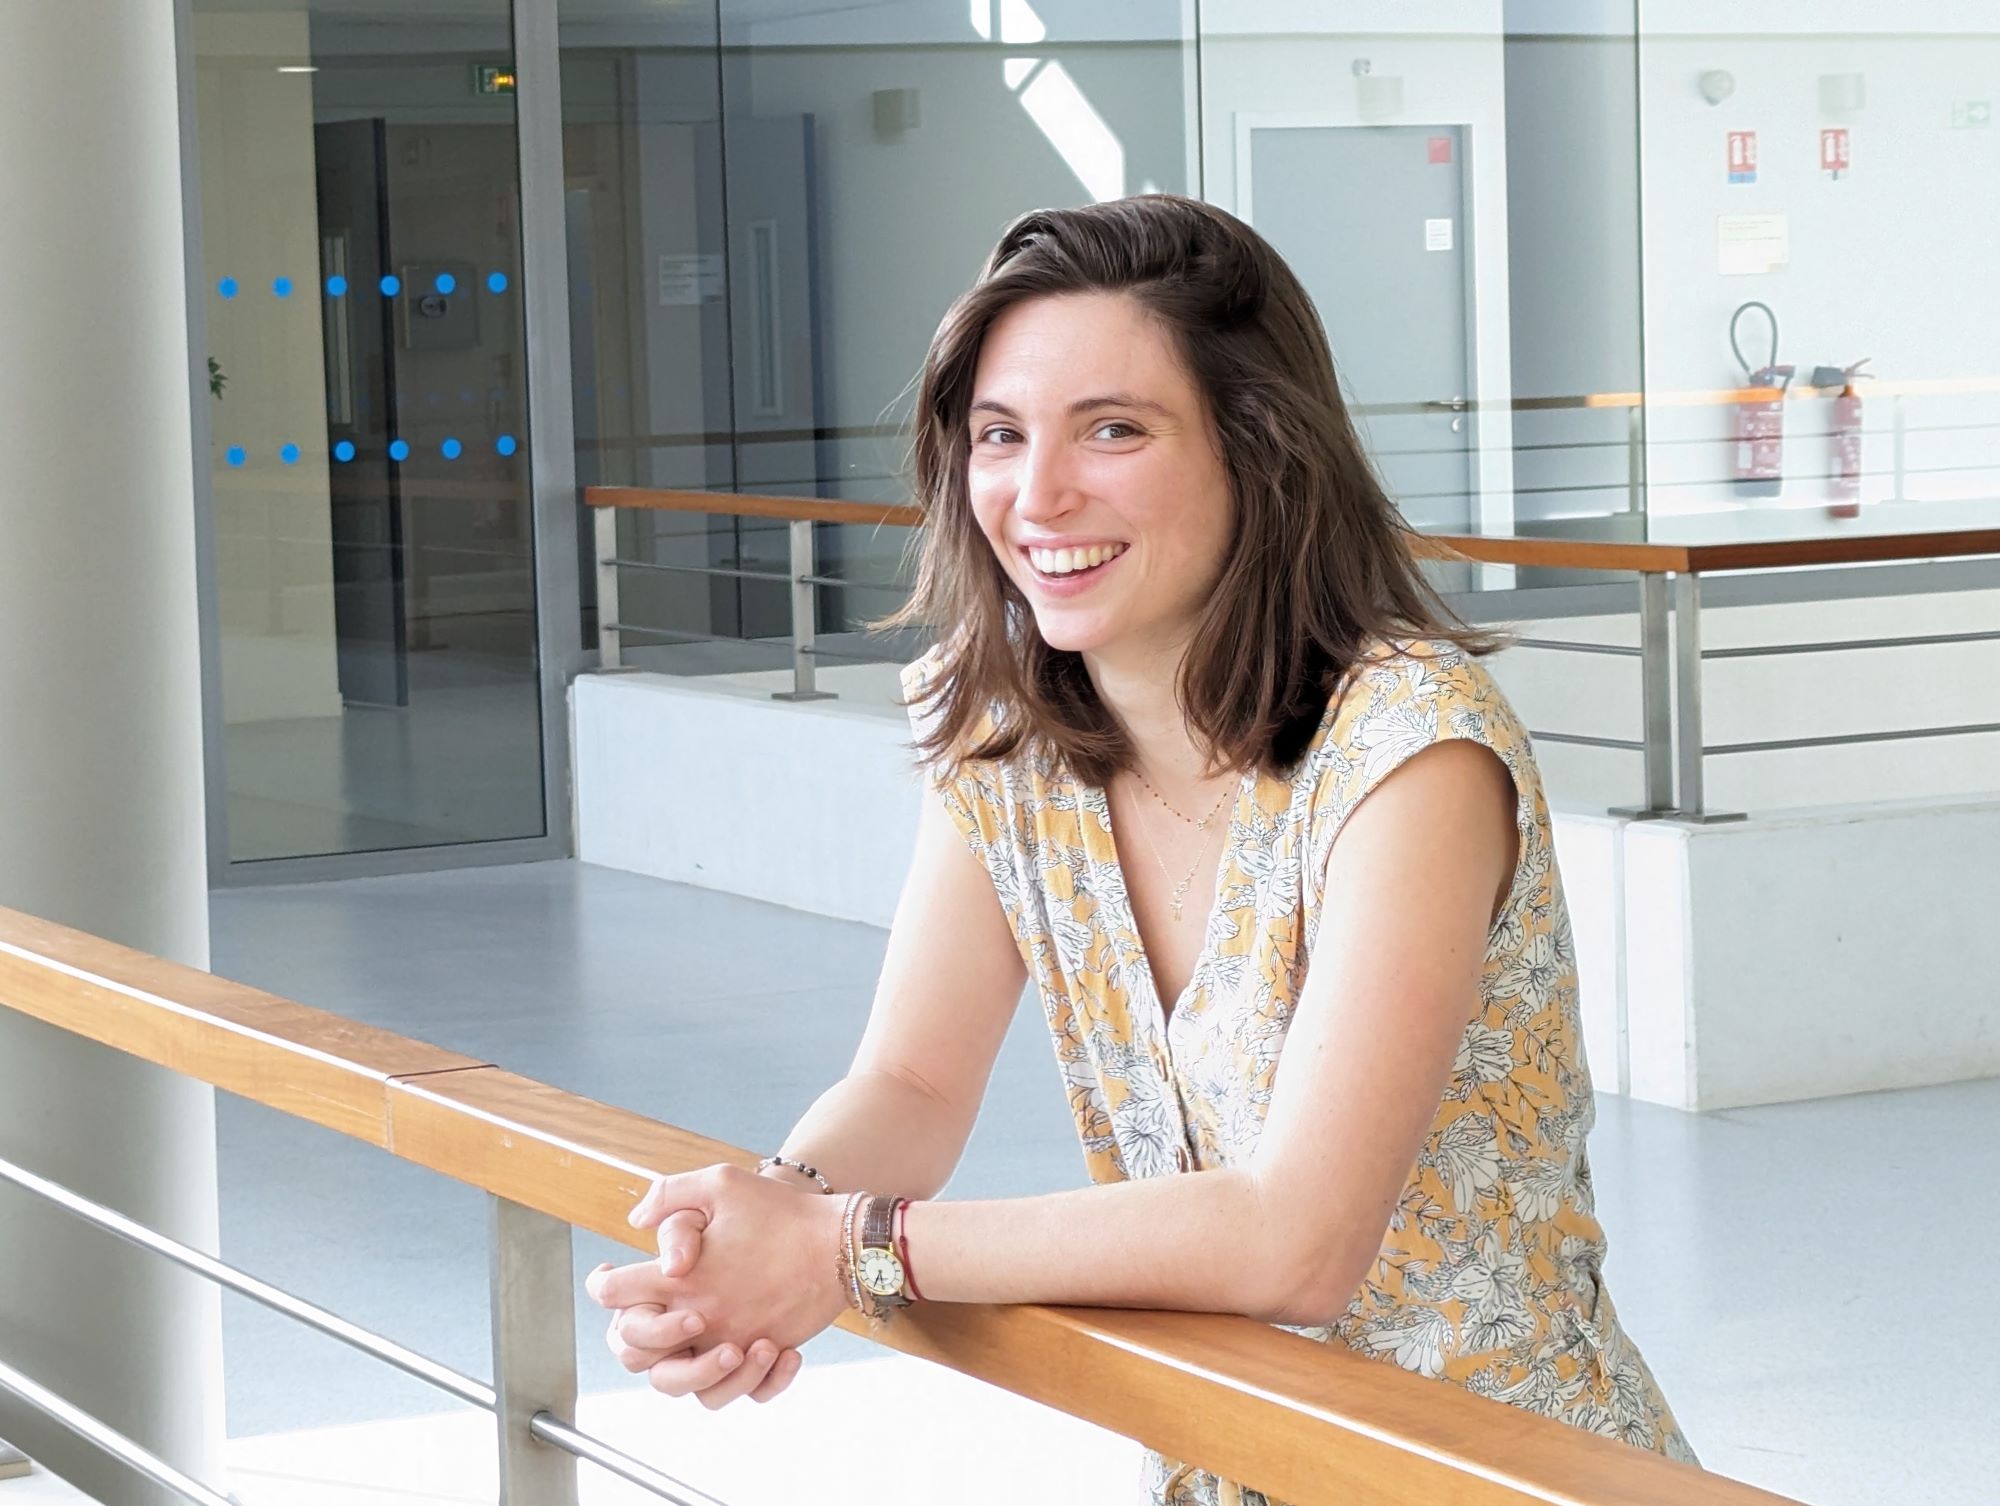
[903,638,1699,1506]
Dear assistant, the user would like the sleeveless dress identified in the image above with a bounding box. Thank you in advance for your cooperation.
[902,637,1699,1506]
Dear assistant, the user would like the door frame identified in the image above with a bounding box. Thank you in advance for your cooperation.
[177,0,582,886]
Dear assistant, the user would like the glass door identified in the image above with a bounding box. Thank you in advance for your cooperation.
[190,1,550,863]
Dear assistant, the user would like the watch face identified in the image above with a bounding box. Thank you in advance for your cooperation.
[858,1247,905,1296]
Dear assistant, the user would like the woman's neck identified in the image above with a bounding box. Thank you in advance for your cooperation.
[1082,640,1233,791]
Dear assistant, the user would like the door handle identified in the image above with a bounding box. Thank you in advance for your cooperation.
[1425,395,1469,432]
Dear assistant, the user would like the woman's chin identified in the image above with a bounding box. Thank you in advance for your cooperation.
[1030,610,1116,656]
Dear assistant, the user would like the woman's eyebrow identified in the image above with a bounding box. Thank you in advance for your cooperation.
[968,392,1175,420]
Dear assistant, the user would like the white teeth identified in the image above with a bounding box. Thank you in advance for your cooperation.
[1029,543,1125,576]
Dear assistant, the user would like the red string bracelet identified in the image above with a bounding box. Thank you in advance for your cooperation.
[893,1198,925,1302]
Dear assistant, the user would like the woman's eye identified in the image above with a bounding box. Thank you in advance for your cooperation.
[975,426,1020,445]
[1093,421,1140,440]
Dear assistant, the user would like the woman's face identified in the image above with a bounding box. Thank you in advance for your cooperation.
[965,291,1234,662]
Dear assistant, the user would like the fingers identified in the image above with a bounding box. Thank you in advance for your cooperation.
[654,1208,706,1278]
[604,1303,706,1374]
[747,1347,804,1404]
[630,1165,729,1231]
[691,1340,783,1409]
[587,1258,675,1310]
[612,1304,707,1355]
[645,1339,755,1401]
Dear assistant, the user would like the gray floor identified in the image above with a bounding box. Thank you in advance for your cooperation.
[206,860,1998,1506]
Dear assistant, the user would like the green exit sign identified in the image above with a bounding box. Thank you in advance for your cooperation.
[474,64,516,95]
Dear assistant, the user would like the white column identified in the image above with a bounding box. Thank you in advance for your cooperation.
[0,4,226,1504]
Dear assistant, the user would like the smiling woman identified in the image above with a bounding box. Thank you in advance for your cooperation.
[588,196,1699,1506]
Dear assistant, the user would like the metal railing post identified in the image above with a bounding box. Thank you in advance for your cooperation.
[773,517,835,702]
[1625,401,1645,518]
[490,1196,580,1506]
[1670,572,1704,818]
[595,505,623,670]
[1666,572,1746,823]
[1609,572,1673,820]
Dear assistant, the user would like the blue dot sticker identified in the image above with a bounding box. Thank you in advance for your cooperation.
[388,439,410,462]
[434,272,456,295]
[496,434,517,457]
[225,446,246,467]
[280,442,301,465]
[326,275,348,297]
[333,440,356,463]
[380,274,401,296]
[217,277,238,300]
[441,438,462,460]
[273,277,293,298]
[486,272,508,294]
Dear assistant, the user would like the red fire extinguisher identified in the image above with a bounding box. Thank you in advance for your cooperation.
[1730,301,1793,499]
[1812,359,1873,518]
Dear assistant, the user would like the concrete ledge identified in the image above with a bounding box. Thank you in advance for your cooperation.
[1621,799,2000,1110]
[573,671,921,929]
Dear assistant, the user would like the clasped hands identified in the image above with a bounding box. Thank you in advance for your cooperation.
[585,1164,851,1409]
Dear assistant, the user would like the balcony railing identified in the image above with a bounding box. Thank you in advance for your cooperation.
[0,902,1805,1505]
[585,484,2000,823]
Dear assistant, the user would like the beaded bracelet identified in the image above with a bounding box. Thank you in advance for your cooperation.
[757,1154,833,1193]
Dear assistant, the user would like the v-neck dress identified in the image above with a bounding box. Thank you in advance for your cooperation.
[902,638,1699,1506]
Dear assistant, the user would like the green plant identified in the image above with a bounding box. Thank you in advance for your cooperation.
[208,356,226,400]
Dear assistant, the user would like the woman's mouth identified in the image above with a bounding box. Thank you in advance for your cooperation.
[1023,542,1128,591]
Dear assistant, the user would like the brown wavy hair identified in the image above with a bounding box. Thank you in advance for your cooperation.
[885,193,1502,784]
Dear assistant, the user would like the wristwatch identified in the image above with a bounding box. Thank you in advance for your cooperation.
[856,1195,914,1310]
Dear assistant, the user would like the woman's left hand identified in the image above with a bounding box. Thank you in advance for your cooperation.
[584,1164,851,1407]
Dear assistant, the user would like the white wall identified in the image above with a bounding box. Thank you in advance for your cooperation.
[740,39,1193,445]
[1637,26,2000,535]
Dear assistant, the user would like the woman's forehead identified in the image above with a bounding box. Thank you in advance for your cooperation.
[971,294,1192,409]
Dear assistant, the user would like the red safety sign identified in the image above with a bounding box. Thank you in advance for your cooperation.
[1728,130,1758,183]
[1428,135,1453,165]
[1820,128,1850,174]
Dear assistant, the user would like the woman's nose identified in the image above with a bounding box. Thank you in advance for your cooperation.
[1013,444,1081,522]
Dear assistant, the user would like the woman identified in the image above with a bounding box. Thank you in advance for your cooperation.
[587,194,1699,1502]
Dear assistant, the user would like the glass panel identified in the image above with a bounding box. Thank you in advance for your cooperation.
[560,0,1199,679]
[1635,9,2000,542]
[193,1,545,861]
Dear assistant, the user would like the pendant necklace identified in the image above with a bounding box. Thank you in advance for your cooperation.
[1127,772,1233,922]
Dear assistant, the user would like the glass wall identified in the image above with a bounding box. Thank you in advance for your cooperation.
[558,0,1200,677]
[192,1,546,862]
[554,2,2000,676]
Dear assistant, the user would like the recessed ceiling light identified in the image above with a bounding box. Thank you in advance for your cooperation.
[277,65,318,74]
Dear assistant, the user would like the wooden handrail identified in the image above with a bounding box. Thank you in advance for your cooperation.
[583,485,2000,577]
[0,902,1803,1506]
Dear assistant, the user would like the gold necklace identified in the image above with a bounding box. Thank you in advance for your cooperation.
[1127,787,1225,923]
[1132,766,1235,831]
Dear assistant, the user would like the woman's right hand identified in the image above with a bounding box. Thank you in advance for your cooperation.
[599,1201,805,1405]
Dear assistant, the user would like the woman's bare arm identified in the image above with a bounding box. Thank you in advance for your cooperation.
[762,784,1028,1201]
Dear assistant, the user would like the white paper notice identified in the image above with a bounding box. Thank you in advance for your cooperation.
[1424,218,1454,252]
[1717,214,1790,276]
[657,253,725,306]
